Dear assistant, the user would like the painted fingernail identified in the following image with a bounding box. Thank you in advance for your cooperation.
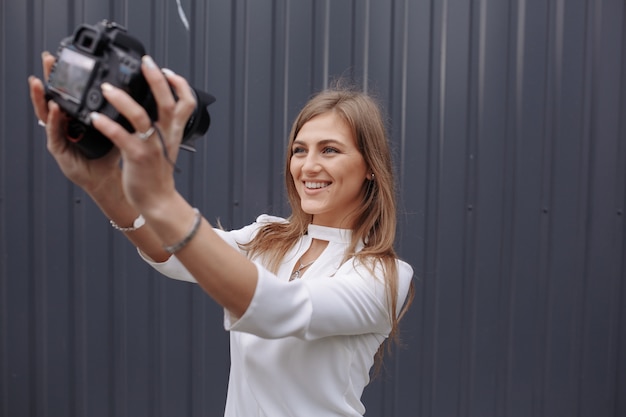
[162,68,176,78]
[142,55,157,69]
[89,112,101,123]
[38,119,46,127]
[101,82,114,92]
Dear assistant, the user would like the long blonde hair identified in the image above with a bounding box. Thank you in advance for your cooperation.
[243,87,414,371]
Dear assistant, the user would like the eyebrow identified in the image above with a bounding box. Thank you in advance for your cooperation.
[292,138,344,147]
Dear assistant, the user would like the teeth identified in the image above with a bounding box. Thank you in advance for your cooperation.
[305,181,330,189]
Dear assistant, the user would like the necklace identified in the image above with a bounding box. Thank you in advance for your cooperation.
[290,260,316,281]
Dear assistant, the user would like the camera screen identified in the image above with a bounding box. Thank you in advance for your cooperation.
[49,48,96,103]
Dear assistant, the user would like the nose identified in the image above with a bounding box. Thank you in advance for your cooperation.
[301,152,321,174]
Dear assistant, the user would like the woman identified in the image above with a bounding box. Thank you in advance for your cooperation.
[29,52,414,416]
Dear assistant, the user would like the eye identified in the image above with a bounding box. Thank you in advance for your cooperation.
[322,146,340,154]
[292,146,306,155]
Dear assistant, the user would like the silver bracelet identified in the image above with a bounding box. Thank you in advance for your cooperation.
[163,208,202,254]
[110,214,145,232]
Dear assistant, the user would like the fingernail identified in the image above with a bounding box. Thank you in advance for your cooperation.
[101,82,114,92]
[162,68,176,78]
[142,55,157,69]
[89,112,101,123]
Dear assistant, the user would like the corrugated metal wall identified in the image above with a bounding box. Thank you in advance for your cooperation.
[1,0,625,416]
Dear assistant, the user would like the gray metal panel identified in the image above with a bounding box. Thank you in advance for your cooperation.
[1,0,625,416]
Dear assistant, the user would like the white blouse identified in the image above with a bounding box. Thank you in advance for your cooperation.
[140,215,414,417]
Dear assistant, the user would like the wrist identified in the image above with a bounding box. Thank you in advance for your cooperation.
[86,174,143,229]
[86,170,125,204]
[140,193,200,249]
[110,214,146,232]
[162,208,201,254]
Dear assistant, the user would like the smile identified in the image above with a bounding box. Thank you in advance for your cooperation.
[305,181,331,189]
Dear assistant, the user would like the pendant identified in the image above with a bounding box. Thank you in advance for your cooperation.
[290,260,315,281]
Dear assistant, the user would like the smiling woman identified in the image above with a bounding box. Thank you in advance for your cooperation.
[290,111,369,228]
[29,52,414,415]
[242,87,413,374]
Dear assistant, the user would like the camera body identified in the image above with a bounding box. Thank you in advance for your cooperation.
[45,20,215,159]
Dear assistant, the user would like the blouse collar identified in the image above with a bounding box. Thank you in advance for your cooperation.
[307,223,352,244]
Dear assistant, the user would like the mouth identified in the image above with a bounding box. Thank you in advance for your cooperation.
[304,181,331,190]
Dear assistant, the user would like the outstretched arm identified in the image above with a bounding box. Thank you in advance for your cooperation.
[28,52,170,262]
[29,52,258,316]
[87,56,258,316]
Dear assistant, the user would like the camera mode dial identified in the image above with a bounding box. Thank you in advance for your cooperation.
[86,87,104,110]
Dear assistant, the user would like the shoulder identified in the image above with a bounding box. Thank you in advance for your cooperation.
[254,214,288,225]
[347,256,414,312]
[228,214,288,234]
[397,258,414,283]
[350,256,413,281]
[337,256,413,293]
[396,258,414,306]
[214,214,288,246]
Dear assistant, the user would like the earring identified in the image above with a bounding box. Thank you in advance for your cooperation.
[370,173,375,180]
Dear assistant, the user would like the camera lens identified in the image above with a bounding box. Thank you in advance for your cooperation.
[45,20,215,159]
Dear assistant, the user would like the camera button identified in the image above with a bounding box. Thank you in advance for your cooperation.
[99,64,109,78]
[86,88,104,110]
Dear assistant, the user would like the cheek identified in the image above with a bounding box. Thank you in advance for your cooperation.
[289,158,296,180]
[289,159,299,181]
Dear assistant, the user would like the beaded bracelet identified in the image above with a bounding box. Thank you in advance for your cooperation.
[163,208,202,254]
[110,214,145,232]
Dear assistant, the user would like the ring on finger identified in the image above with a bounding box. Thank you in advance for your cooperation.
[136,126,155,141]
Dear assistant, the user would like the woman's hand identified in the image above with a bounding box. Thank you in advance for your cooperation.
[32,52,258,312]
[28,52,123,195]
[88,56,196,216]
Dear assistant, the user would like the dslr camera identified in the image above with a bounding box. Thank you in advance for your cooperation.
[45,20,215,159]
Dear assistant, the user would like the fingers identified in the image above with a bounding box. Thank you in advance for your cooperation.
[29,53,72,159]
[28,75,49,124]
[161,68,197,121]
[88,110,144,156]
[98,56,195,136]
[53,54,194,169]
[141,56,177,119]
[42,51,56,81]
[100,82,154,134]
[96,56,196,153]
[44,101,71,155]
[29,51,61,126]
[88,107,163,166]
[141,56,196,129]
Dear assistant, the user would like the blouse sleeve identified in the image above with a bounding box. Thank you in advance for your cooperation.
[225,259,413,340]
[139,214,286,283]
[139,214,414,339]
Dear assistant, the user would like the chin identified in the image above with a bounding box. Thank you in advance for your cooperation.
[299,203,323,217]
